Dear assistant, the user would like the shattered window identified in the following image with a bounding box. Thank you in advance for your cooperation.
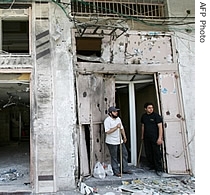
[2,20,29,54]
[76,37,102,62]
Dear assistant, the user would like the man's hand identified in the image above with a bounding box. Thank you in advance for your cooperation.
[123,137,127,143]
[117,123,121,128]
[156,138,163,145]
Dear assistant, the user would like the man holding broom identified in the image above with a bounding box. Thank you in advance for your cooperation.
[104,106,132,177]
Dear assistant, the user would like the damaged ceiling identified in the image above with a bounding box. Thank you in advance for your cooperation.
[0,73,30,110]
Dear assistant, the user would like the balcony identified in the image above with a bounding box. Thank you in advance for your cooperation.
[71,0,165,19]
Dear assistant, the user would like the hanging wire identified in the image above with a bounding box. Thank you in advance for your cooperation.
[8,0,15,9]
[173,34,195,54]
[50,0,195,40]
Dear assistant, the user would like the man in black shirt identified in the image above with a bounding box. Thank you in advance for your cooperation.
[141,102,163,176]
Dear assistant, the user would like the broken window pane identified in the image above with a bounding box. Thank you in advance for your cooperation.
[2,20,29,54]
[76,37,102,62]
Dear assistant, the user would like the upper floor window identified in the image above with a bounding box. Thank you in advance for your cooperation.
[71,0,166,19]
[76,37,102,62]
[0,7,31,55]
[2,20,29,54]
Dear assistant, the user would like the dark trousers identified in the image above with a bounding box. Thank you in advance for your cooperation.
[144,139,163,172]
[106,143,129,174]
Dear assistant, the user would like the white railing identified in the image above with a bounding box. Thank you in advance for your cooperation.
[71,0,165,18]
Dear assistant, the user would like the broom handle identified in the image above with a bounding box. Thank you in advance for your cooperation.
[137,141,143,167]
[119,129,123,176]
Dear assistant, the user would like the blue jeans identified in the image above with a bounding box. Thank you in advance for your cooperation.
[106,143,129,174]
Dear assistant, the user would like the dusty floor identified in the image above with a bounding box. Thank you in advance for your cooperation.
[0,142,195,194]
[82,166,195,195]
[0,141,31,193]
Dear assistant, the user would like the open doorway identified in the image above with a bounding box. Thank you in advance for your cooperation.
[115,72,191,175]
[76,72,191,175]
[115,74,160,166]
[0,73,31,191]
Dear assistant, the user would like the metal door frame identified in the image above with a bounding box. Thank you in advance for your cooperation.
[116,78,153,165]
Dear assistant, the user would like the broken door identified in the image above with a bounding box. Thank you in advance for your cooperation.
[76,73,115,176]
[157,72,191,174]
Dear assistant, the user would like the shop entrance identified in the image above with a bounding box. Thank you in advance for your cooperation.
[0,73,31,191]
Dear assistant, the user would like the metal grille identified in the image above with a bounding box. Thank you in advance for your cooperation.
[71,0,165,19]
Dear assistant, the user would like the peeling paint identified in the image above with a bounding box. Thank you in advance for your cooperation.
[161,87,168,94]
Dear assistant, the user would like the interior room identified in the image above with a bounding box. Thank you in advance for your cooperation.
[0,73,31,191]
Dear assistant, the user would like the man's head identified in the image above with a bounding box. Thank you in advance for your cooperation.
[108,106,120,118]
[144,102,154,114]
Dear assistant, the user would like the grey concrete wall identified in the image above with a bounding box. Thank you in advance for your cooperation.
[31,2,77,193]
[32,1,55,191]
[50,3,78,191]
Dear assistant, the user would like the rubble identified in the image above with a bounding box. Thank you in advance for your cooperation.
[79,176,195,195]
[118,177,195,194]
[0,169,24,182]
[82,166,195,195]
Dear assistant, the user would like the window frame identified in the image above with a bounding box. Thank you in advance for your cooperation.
[0,7,31,56]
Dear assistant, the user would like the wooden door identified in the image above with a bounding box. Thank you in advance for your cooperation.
[76,73,115,175]
[157,72,191,174]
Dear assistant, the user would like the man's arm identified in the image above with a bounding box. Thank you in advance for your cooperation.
[106,123,121,134]
[120,128,127,143]
[157,122,163,145]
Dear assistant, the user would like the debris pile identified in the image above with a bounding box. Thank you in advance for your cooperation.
[80,176,195,195]
[118,177,195,194]
[0,169,24,182]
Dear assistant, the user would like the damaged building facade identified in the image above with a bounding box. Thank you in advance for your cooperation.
[0,0,195,193]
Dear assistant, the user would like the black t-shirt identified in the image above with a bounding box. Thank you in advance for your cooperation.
[141,112,163,142]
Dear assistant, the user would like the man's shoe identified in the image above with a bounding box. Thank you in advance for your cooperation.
[123,170,132,174]
[156,171,162,176]
[114,173,122,177]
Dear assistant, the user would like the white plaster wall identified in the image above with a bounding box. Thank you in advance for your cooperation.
[167,0,195,17]
[167,0,195,176]
[173,30,195,175]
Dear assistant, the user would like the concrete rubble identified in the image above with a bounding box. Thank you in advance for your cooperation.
[0,167,195,194]
[118,177,195,194]
[0,144,195,194]
[0,169,24,182]
[79,178,195,195]
[79,166,195,195]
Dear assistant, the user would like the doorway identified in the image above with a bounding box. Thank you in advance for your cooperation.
[115,72,191,174]
[115,74,159,166]
[0,73,31,191]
